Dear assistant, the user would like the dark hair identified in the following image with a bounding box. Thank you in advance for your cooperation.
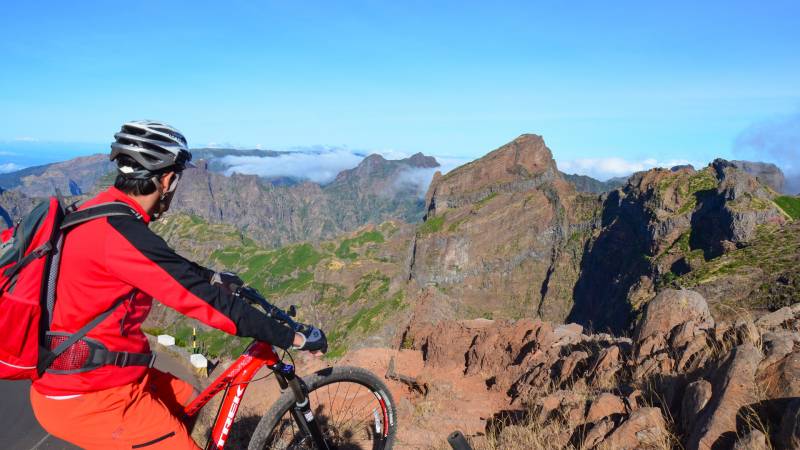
[113,155,158,195]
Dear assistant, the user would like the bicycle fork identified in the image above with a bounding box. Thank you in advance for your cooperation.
[273,362,331,450]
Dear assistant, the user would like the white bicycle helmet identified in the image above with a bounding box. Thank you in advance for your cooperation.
[110,120,193,179]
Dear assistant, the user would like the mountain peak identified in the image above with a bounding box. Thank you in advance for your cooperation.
[428,134,560,202]
[404,152,439,168]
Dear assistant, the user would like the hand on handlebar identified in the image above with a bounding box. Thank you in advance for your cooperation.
[292,325,328,356]
[233,286,327,355]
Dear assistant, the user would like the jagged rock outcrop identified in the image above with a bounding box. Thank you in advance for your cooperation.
[5,154,115,197]
[569,160,788,333]
[686,344,761,450]
[409,134,597,323]
[401,290,800,449]
[0,188,36,230]
[732,160,785,194]
[168,153,437,247]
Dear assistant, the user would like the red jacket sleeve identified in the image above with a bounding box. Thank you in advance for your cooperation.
[103,215,295,349]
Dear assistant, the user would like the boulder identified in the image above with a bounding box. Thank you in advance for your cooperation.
[682,379,713,433]
[601,407,666,449]
[758,331,795,373]
[687,344,761,450]
[585,393,626,423]
[732,429,769,450]
[635,289,713,344]
[580,418,615,449]
[588,345,623,387]
[755,305,796,330]
[764,349,800,400]
[558,351,589,384]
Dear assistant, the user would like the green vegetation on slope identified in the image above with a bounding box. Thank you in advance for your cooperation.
[675,221,800,310]
[335,230,384,259]
[152,213,410,360]
[418,214,445,235]
[775,195,800,219]
[326,290,405,359]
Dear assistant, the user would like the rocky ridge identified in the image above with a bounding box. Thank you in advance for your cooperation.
[171,152,435,247]
[394,290,800,449]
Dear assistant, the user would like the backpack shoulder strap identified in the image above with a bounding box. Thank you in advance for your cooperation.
[60,202,142,231]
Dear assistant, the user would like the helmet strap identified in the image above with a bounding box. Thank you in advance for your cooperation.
[150,173,179,220]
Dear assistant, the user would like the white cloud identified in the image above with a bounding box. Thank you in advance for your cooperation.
[0,163,22,173]
[391,157,469,198]
[221,147,365,184]
[218,145,465,191]
[0,150,19,157]
[558,157,700,181]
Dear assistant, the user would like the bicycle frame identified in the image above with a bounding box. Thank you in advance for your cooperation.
[181,340,330,450]
[182,340,280,450]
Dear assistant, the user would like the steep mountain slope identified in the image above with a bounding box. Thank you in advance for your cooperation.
[409,134,599,323]
[172,153,436,247]
[0,188,35,229]
[570,160,789,332]
[1,154,115,196]
[148,214,415,358]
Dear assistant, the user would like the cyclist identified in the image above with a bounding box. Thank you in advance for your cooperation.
[30,120,327,449]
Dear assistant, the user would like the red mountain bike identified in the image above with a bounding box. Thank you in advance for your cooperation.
[182,286,397,450]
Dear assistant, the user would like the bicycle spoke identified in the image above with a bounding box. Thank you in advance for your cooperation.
[254,368,396,450]
[336,399,380,442]
[332,381,352,431]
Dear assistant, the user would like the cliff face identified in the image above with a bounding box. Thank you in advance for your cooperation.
[0,188,36,230]
[570,160,788,332]
[10,154,116,197]
[409,134,597,323]
[171,153,436,247]
[731,160,785,193]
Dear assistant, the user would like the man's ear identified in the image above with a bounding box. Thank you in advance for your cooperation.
[160,172,175,192]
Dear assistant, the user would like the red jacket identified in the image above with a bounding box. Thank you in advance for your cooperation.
[33,187,294,395]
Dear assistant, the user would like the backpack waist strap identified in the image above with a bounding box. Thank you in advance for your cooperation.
[44,332,155,375]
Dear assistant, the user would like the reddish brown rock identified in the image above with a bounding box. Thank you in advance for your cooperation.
[687,344,761,450]
[682,379,713,433]
[601,407,667,449]
[635,289,713,344]
[580,418,615,449]
[558,351,589,385]
[585,393,626,423]
[588,345,623,387]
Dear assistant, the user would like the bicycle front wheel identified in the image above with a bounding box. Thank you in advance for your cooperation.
[248,366,397,450]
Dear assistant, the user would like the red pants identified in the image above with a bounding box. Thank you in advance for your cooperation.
[31,368,200,449]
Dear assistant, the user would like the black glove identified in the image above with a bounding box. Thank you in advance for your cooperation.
[211,271,245,292]
[292,325,328,354]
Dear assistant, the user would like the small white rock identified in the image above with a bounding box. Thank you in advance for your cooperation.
[157,334,175,347]
[190,353,208,369]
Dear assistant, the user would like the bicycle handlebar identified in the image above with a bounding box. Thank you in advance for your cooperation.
[233,286,304,333]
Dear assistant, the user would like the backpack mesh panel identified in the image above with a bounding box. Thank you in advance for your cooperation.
[47,335,91,371]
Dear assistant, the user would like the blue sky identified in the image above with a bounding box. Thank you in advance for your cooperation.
[1,1,798,180]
